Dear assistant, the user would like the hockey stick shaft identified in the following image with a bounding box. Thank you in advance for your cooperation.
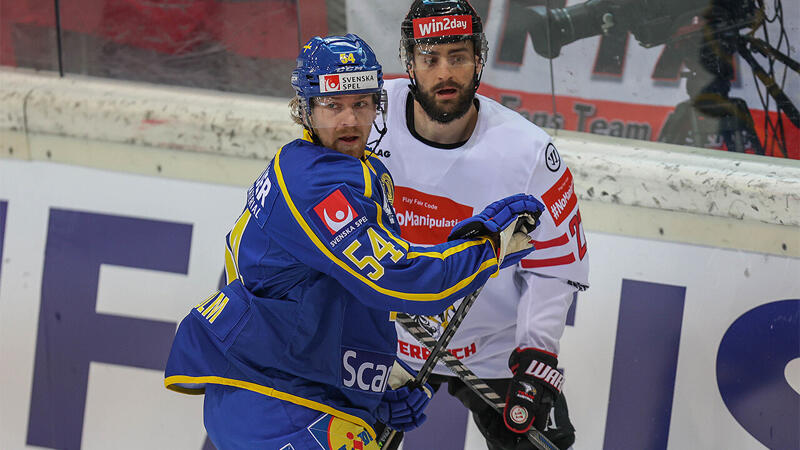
[376,287,484,447]
[396,315,559,450]
[405,286,483,384]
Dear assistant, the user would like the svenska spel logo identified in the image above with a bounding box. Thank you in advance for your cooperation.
[324,74,340,91]
[308,186,368,248]
[319,71,378,93]
[314,189,358,234]
[313,188,358,234]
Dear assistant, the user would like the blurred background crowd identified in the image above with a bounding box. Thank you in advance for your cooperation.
[2,0,796,158]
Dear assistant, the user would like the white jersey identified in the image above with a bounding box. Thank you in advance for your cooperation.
[370,78,590,378]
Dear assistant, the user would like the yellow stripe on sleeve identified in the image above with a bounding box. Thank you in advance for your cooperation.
[231,210,251,264]
[224,245,238,285]
[164,375,376,439]
[363,158,376,174]
[407,238,490,260]
[373,201,409,251]
[361,161,372,199]
[273,149,498,301]
[225,209,252,284]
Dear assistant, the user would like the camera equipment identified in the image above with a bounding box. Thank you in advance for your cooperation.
[525,0,758,57]
[518,0,798,156]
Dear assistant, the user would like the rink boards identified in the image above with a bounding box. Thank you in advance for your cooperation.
[0,157,797,450]
[1,69,799,449]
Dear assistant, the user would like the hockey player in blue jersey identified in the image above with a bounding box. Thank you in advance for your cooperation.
[164,33,546,449]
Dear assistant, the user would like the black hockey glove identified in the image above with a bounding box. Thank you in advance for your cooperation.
[475,390,576,450]
[503,348,563,435]
[542,391,576,449]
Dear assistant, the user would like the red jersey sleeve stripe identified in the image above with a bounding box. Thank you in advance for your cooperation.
[521,253,576,268]
[530,233,569,250]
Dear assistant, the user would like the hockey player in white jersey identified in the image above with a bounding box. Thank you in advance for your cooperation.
[369,1,589,449]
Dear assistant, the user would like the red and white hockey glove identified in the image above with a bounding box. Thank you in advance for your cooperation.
[503,348,563,434]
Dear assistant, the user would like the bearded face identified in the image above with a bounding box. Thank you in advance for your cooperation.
[414,76,476,123]
[409,41,480,124]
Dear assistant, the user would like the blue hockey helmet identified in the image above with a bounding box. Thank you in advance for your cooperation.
[291,34,388,150]
[292,34,385,102]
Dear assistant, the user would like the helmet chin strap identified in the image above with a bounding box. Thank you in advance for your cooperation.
[406,62,420,96]
[365,104,388,159]
[473,58,485,92]
[365,121,387,158]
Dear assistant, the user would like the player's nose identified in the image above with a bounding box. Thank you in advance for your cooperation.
[433,64,457,81]
[338,105,360,127]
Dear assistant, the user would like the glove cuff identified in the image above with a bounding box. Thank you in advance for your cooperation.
[387,360,433,399]
[509,347,563,394]
[388,359,416,390]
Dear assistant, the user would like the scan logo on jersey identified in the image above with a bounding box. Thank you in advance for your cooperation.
[341,347,394,393]
[310,187,368,248]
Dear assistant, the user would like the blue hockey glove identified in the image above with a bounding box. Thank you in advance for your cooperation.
[503,348,563,435]
[376,360,433,432]
[376,385,430,432]
[448,194,544,269]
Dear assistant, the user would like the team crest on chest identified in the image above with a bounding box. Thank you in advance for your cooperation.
[379,173,394,206]
[379,173,397,225]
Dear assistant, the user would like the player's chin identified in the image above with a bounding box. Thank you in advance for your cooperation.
[432,102,461,116]
[333,135,367,154]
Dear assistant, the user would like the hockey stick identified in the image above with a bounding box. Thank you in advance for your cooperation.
[396,315,559,450]
[376,286,485,448]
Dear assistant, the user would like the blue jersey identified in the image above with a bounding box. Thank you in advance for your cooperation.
[165,134,499,435]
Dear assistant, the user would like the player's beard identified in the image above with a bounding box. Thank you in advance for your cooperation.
[414,78,475,124]
[329,127,368,158]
